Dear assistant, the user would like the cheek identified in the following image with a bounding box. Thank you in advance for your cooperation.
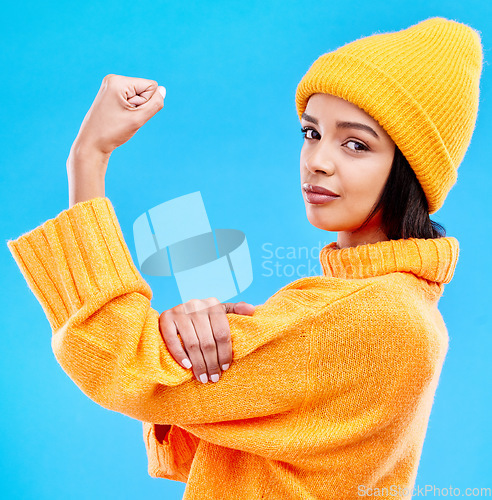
[339,168,370,198]
[342,163,389,199]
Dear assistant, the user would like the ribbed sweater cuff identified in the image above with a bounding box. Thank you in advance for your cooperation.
[144,422,199,481]
[6,197,152,331]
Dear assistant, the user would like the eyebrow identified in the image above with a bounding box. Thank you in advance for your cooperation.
[301,112,380,140]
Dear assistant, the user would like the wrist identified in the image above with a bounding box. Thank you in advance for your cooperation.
[67,143,110,208]
[68,141,111,172]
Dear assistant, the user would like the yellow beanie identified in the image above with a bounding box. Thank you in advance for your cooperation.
[295,17,483,214]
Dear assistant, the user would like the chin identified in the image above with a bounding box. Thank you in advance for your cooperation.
[305,208,363,233]
[305,211,338,232]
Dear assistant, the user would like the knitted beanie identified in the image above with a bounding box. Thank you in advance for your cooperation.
[295,17,483,214]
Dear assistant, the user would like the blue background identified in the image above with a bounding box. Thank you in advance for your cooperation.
[1,1,490,498]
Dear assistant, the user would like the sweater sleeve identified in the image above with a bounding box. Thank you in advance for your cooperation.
[6,197,314,432]
[142,422,200,482]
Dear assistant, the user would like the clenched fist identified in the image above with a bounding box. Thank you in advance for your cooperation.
[72,74,166,156]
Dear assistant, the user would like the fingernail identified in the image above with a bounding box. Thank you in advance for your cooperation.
[200,374,208,384]
[211,374,219,383]
[158,86,166,98]
[222,364,229,371]
[182,358,192,369]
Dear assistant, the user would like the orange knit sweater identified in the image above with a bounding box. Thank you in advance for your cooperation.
[7,197,459,499]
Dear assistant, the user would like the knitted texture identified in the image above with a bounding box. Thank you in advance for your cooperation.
[295,16,483,214]
[7,197,460,499]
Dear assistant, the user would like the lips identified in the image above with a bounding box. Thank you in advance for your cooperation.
[302,183,339,197]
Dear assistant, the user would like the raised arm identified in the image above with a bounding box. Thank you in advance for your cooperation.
[65,73,166,208]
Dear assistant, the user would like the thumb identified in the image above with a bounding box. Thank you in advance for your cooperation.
[222,301,255,315]
[147,84,166,109]
[132,84,166,119]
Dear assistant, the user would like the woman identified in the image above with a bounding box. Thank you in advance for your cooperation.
[7,16,482,499]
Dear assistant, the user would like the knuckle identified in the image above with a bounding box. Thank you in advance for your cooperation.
[159,310,173,323]
[103,74,117,86]
[202,341,217,351]
[186,341,200,351]
[213,329,231,342]
[174,303,186,316]
[183,299,199,314]
[197,300,211,313]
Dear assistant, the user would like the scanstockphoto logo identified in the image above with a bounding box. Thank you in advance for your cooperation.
[358,484,491,497]
[132,191,253,304]
[261,241,331,279]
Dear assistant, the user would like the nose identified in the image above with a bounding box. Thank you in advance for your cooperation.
[303,144,336,176]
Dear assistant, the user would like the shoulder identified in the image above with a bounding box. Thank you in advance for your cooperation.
[315,273,420,312]
[312,276,446,384]
[315,274,443,348]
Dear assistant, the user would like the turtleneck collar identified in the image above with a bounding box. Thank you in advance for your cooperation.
[319,237,459,284]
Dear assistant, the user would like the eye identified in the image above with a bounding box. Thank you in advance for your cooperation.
[344,140,369,153]
[300,126,319,140]
[301,127,369,153]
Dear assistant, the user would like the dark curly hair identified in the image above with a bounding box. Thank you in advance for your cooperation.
[359,145,446,240]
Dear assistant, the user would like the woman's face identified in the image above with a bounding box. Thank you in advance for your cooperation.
[300,93,396,248]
